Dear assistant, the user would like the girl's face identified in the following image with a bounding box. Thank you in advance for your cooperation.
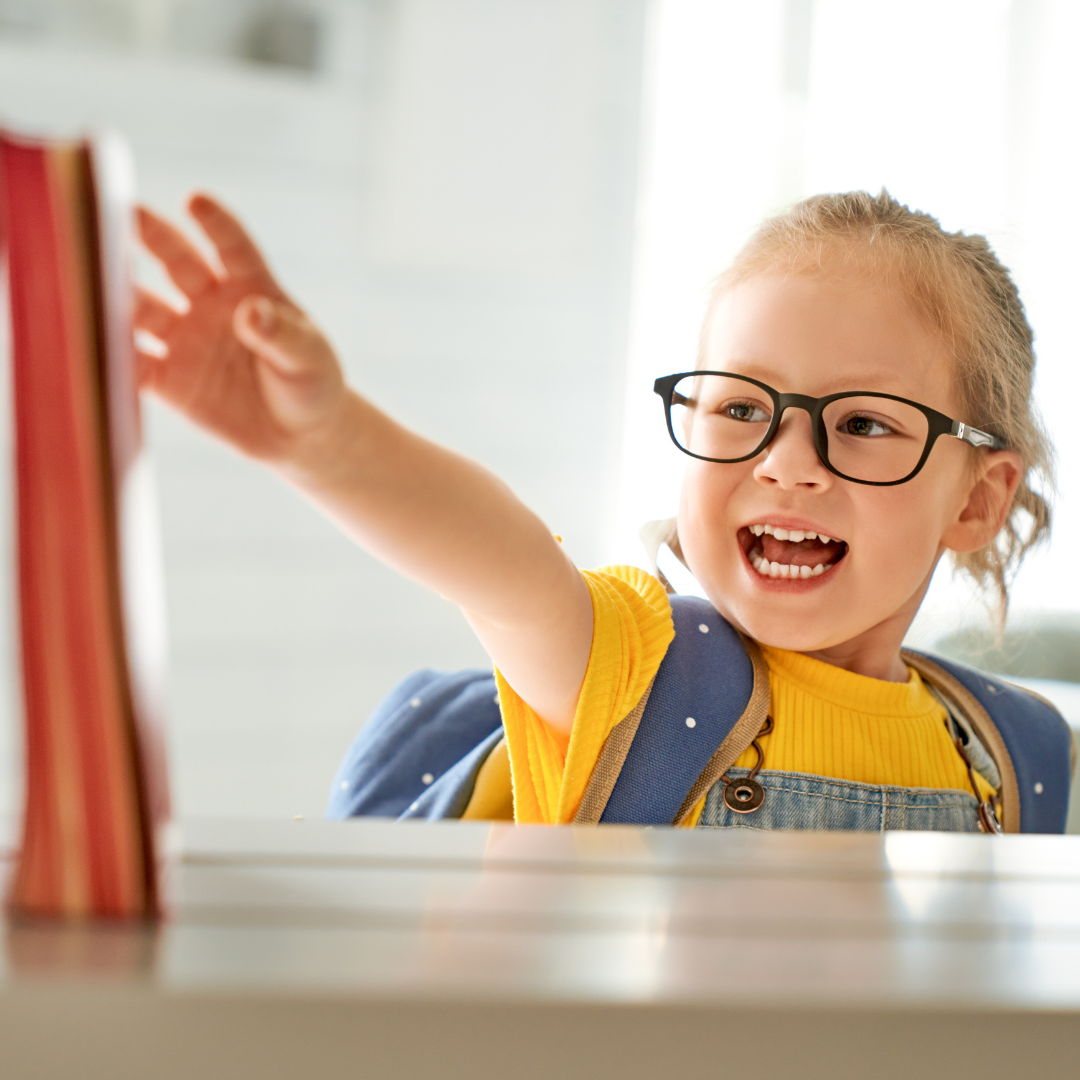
[677,272,1012,680]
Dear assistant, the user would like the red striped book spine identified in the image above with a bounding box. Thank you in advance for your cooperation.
[0,133,168,920]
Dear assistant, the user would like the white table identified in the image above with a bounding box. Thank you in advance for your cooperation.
[3,818,1080,1079]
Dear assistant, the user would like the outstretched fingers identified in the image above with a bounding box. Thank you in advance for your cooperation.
[233,295,334,376]
[137,206,219,299]
[135,346,166,392]
[134,286,182,341]
[188,194,279,288]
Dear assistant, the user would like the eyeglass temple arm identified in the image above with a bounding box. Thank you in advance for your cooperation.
[951,420,1005,451]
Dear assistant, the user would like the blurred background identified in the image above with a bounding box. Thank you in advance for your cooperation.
[0,0,1077,825]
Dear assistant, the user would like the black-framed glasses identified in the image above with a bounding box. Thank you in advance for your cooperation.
[653,371,1006,487]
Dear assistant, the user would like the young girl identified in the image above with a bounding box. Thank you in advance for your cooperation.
[135,189,1071,833]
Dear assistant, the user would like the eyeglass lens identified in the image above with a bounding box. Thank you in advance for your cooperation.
[670,374,931,484]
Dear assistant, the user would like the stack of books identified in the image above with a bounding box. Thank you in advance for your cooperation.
[0,131,169,920]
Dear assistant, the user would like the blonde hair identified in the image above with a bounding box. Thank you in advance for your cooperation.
[704,190,1053,617]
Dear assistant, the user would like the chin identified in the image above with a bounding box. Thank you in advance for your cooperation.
[722,604,840,653]
[697,565,856,653]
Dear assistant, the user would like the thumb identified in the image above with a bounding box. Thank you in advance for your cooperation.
[233,295,334,376]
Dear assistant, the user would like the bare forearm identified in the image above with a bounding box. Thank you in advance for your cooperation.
[133,194,591,731]
[276,389,555,618]
[275,389,592,729]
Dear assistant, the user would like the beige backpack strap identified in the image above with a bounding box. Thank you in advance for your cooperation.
[574,632,773,827]
[901,650,1021,833]
[672,633,772,825]
[573,677,656,824]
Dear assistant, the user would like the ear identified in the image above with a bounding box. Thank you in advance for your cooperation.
[942,450,1024,554]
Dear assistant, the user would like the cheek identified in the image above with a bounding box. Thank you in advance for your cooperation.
[677,463,740,533]
[676,463,749,579]
[857,484,957,570]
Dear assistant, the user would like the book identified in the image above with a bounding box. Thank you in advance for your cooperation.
[0,131,169,920]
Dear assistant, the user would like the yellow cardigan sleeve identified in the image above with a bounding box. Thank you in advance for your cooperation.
[497,565,674,824]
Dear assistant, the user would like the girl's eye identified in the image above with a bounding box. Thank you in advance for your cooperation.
[839,414,892,438]
[722,399,770,423]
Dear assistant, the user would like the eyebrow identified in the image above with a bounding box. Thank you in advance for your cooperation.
[695,360,922,399]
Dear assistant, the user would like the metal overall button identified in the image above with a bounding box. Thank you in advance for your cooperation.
[977,799,1004,835]
[721,715,774,815]
[723,776,765,813]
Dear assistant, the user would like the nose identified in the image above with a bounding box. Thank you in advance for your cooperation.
[752,407,833,491]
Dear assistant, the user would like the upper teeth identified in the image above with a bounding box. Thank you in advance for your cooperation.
[749,523,835,545]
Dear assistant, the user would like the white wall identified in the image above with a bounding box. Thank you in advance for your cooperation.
[0,0,648,821]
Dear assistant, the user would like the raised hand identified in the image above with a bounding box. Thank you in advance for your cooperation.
[135,194,346,462]
[137,196,592,733]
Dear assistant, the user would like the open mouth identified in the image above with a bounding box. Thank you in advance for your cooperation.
[740,523,847,581]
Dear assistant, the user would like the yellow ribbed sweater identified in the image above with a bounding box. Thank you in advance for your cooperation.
[478,565,992,826]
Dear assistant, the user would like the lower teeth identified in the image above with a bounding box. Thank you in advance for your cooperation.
[750,555,832,579]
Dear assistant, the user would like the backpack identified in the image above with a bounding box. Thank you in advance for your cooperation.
[327,594,1075,833]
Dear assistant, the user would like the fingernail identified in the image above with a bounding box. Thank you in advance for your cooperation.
[251,298,276,334]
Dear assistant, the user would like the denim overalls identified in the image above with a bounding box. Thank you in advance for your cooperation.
[698,769,983,831]
[696,688,1004,832]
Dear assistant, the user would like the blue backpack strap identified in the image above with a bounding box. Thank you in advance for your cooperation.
[904,651,1075,834]
[326,668,502,819]
[593,595,769,825]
